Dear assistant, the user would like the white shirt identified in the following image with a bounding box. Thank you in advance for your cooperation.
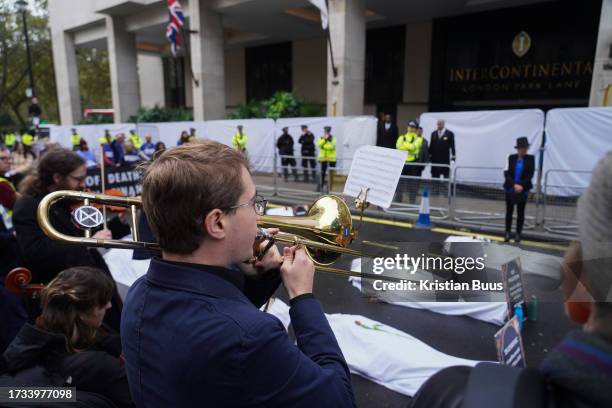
[438,128,446,137]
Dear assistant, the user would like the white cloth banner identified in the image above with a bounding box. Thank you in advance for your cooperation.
[265,298,484,397]
[203,119,276,172]
[544,107,612,195]
[275,116,377,173]
[419,109,544,183]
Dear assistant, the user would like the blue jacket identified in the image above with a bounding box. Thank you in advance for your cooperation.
[121,258,355,408]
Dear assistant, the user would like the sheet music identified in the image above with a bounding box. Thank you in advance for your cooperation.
[343,146,407,209]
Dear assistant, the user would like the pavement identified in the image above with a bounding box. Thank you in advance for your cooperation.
[267,203,575,408]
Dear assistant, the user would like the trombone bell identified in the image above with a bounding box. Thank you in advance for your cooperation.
[259,195,356,265]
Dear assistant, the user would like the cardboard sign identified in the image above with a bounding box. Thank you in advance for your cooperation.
[501,257,527,321]
[494,316,526,368]
[86,165,142,197]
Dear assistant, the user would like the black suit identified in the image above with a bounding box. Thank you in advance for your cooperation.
[377,122,399,149]
[503,154,535,235]
[429,129,456,178]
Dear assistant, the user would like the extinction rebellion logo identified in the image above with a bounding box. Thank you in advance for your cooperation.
[512,31,531,57]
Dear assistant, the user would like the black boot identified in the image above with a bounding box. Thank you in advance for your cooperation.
[504,232,511,242]
[515,233,521,243]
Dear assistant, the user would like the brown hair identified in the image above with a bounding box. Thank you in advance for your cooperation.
[19,147,85,196]
[142,140,249,254]
[39,267,114,352]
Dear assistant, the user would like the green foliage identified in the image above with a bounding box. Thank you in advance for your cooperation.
[128,105,193,123]
[78,48,112,111]
[0,0,59,128]
[228,91,324,119]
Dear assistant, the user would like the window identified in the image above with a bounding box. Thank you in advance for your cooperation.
[246,42,292,101]
[163,57,186,108]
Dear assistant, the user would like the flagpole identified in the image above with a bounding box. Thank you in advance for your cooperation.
[181,27,200,88]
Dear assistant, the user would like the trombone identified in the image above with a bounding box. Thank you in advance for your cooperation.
[37,190,401,282]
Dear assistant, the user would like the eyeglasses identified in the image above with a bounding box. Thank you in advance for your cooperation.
[227,195,267,216]
[67,174,87,183]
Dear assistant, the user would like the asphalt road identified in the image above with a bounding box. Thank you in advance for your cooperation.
[272,218,576,408]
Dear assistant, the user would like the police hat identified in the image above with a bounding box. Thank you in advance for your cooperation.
[408,120,418,128]
[301,125,308,130]
[324,126,332,131]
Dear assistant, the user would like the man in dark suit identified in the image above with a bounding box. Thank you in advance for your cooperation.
[122,140,355,407]
[377,114,399,149]
[429,119,456,179]
[503,137,535,243]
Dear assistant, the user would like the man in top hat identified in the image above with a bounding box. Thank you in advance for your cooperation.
[277,127,299,182]
[503,137,535,243]
[316,126,336,192]
[298,125,316,182]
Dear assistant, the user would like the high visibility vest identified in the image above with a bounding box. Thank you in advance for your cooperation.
[4,133,16,148]
[71,133,81,147]
[316,136,337,162]
[0,177,16,229]
[396,132,422,162]
[22,133,34,147]
[130,133,142,149]
[99,135,113,145]
[232,132,248,151]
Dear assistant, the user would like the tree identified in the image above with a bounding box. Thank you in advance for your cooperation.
[0,0,58,127]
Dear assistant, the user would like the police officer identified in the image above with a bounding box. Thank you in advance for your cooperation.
[317,126,336,192]
[298,125,316,182]
[232,125,248,155]
[21,129,35,154]
[3,131,16,151]
[277,127,298,182]
[396,120,423,203]
[70,128,82,151]
[129,129,142,150]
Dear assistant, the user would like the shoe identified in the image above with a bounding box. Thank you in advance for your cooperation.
[504,232,511,242]
[514,233,521,243]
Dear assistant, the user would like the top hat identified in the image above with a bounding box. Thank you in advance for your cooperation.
[515,137,530,149]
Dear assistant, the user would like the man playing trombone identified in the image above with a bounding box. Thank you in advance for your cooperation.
[121,140,355,407]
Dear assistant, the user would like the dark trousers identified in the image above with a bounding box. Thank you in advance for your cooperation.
[281,157,298,181]
[505,192,528,234]
[401,163,421,203]
[431,165,450,178]
[320,161,336,191]
[301,157,316,182]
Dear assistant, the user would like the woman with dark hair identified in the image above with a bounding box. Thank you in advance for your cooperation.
[12,148,129,331]
[177,131,190,146]
[153,141,166,160]
[0,267,133,407]
[8,140,35,186]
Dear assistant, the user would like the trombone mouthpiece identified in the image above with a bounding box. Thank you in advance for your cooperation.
[256,227,270,240]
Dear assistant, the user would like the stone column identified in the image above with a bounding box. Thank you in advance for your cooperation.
[589,0,612,106]
[51,30,81,125]
[326,0,366,116]
[106,16,140,123]
[190,0,226,121]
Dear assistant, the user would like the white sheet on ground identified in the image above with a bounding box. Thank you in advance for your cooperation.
[264,298,485,397]
[349,258,508,325]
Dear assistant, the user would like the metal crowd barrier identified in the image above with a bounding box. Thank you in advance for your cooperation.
[541,169,591,237]
[253,153,591,238]
[383,162,452,220]
[451,166,536,230]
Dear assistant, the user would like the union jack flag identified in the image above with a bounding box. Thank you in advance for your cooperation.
[166,0,185,56]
